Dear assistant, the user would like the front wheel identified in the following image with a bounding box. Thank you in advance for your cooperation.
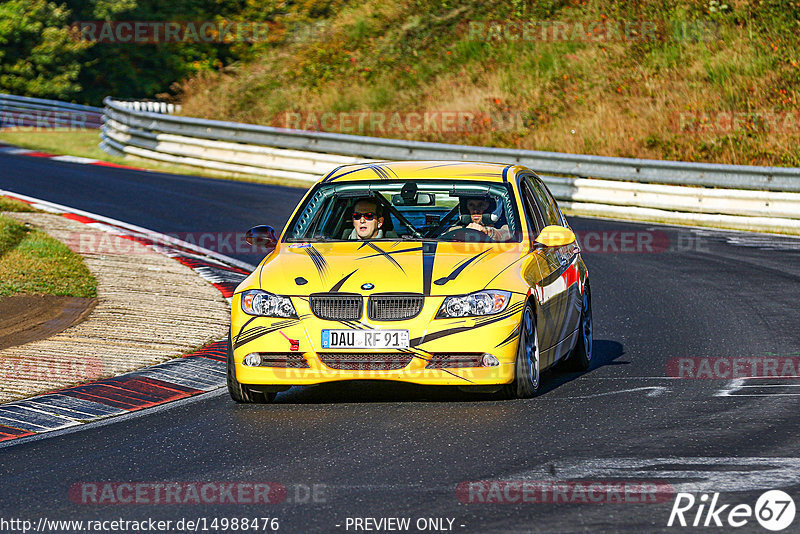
[564,285,593,372]
[226,332,276,404]
[502,302,541,399]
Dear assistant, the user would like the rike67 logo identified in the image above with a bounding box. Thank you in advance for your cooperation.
[668,490,796,531]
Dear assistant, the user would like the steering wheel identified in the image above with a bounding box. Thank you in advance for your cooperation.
[437,227,494,243]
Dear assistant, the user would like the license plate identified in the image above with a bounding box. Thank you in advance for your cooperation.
[321,329,410,349]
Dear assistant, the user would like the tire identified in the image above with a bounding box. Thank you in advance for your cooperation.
[502,302,541,399]
[564,285,593,372]
[226,332,276,404]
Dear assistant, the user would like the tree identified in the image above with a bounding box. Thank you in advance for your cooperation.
[0,0,90,100]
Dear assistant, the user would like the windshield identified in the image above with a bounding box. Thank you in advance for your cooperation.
[285,180,522,243]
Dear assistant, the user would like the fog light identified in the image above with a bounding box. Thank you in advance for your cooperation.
[243,353,262,367]
[481,353,499,367]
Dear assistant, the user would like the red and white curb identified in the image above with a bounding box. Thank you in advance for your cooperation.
[0,190,257,444]
[0,142,149,171]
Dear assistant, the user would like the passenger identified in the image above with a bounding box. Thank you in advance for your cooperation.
[347,198,384,239]
[447,195,511,241]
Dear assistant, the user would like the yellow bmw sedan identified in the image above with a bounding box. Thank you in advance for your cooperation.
[227,161,591,402]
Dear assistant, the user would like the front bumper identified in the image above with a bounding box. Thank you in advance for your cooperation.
[231,294,525,386]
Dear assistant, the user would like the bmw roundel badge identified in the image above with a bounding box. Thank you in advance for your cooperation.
[361,283,374,290]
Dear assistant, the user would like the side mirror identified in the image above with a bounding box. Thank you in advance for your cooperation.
[245,225,278,249]
[534,225,575,248]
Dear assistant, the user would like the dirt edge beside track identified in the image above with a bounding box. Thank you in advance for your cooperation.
[0,212,230,403]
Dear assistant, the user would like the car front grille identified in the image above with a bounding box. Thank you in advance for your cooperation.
[310,293,362,320]
[368,293,424,321]
[254,353,310,368]
[318,352,414,371]
[425,353,485,369]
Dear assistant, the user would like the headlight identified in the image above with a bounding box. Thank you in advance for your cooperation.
[437,290,511,318]
[241,290,298,318]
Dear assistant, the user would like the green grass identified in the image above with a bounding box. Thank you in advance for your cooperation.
[0,197,37,213]
[0,214,97,298]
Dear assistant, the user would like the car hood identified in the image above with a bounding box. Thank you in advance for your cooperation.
[255,241,527,296]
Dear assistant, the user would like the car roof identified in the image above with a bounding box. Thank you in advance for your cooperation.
[321,161,527,184]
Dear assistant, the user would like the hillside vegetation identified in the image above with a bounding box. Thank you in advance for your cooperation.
[177,0,800,167]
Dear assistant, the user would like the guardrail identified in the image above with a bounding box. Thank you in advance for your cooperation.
[100,97,800,234]
[5,90,795,233]
[0,93,104,129]
[109,99,181,114]
[102,98,800,192]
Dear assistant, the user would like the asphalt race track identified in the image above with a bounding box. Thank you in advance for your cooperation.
[2,151,800,533]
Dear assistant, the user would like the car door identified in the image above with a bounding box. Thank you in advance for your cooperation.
[529,177,582,354]
[517,174,568,368]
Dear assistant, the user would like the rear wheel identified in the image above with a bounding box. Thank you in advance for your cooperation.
[502,302,541,399]
[226,333,276,404]
[564,285,593,372]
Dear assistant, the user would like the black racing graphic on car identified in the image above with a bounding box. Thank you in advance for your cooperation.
[304,245,329,279]
[326,163,399,182]
[337,320,373,330]
[494,325,521,348]
[234,319,301,349]
[418,162,477,171]
[410,301,526,346]
[329,269,358,292]
[234,316,258,345]
[422,241,438,296]
[434,250,490,286]
[357,242,410,273]
[358,241,423,255]
[367,163,398,180]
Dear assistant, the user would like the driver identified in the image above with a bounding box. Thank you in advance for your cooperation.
[346,198,385,240]
[447,195,511,241]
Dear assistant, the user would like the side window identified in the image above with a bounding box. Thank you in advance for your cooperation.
[519,176,547,234]
[528,178,562,227]
[541,181,570,227]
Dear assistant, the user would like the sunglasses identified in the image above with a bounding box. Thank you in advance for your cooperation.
[352,212,377,221]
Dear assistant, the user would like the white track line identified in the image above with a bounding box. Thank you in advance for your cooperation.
[0,188,256,272]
